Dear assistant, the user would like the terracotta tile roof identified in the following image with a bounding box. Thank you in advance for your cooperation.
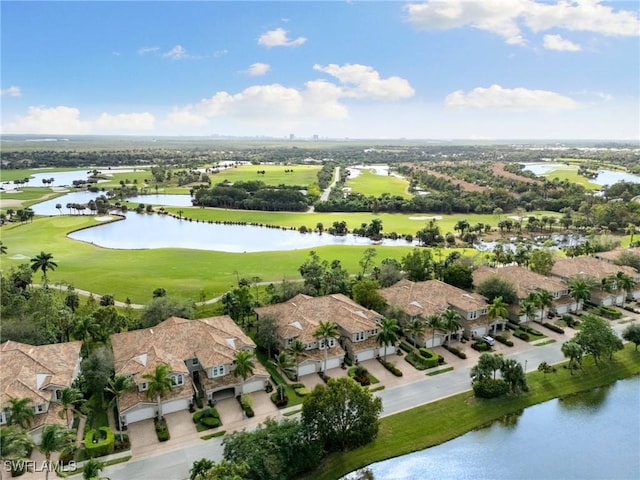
[473,265,568,298]
[595,247,640,264]
[378,279,487,318]
[118,383,194,413]
[111,316,257,382]
[0,340,82,414]
[343,336,380,353]
[255,294,382,341]
[550,256,639,281]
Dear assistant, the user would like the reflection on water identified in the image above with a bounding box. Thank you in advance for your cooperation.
[346,377,639,480]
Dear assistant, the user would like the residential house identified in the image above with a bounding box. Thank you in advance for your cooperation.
[594,247,640,265]
[378,279,498,346]
[473,265,579,319]
[0,340,82,442]
[111,316,269,425]
[255,293,393,373]
[550,256,640,306]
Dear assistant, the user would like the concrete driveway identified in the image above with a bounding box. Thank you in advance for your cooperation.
[164,410,195,440]
[215,397,244,424]
[128,418,158,456]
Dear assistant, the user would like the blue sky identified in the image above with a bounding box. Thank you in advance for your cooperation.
[1,1,638,139]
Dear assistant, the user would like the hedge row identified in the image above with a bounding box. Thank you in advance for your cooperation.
[543,322,565,334]
[377,357,403,376]
[84,427,115,458]
[443,344,467,359]
[494,335,514,347]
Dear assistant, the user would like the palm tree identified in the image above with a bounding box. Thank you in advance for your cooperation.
[82,458,105,480]
[519,300,537,329]
[105,375,133,441]
[376,318,400,362]
[233,350,255,394]
[30,251,58,286]
[314,320,340,373]
[525,291,542,322]
[536,289,554,320]
[405,317,425,347]
[56,387,84,427]
[287,340,306,380]
[616,272,637,301]
[561,341,584,375]
[0,426,35,479]
[38,424,75,480]
[271,352,296,380]
[568,277,593,312]
[440,309,462,345]
[4,398,35,431]
[190,458,215,480]
[142,363,173,420]
[487,296,508,335]
[426,314,442,348]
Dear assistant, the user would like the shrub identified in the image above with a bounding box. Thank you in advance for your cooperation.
[195,396,204,409]
[399,341,414,353]
[418,347,436,358]
[506,322,520,330]
[473,379,509,398]
[155,418,170,442]
[443,344,467,359]
[294,387,310,396]
[598,306,623,319]
[59,446,76,466]
[543,322,565,334]
[377,357,403,376]
[200,416,222,428]
[494,335,514,347]
[514,332,530,341]
[471,341,490,352]
[239,395,255,417]
[270,391,289,407]
[84,427,115,458]
[114,434,130,452]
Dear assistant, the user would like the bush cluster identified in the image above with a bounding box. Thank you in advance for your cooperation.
[377,357,403,376]
[238,395,255,417]
[543,322,565,334]
[494,334,514,347]
[471,341,491,352]
[154,418,170,442]
[443,344,467,359]
[84,427,115,458]
[514,332,530,341]
[598,305,623,319]
[472,379,509,398]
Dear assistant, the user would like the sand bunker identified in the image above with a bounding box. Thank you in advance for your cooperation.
[409,215,443,221]
[95,216,114,221]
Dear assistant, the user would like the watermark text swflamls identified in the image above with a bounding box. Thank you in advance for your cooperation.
[3,459,78,473]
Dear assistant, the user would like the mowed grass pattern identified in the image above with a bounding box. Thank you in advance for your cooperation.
[209,164,321,187]
[345,169,412,198]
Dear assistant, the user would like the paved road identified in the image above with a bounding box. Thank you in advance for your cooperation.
[98,318,637,480]
[320,166,340,202]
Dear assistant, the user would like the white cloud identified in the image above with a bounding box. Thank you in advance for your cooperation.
[543,34,582,51]
[165,108,209,127]
[258,28,306,47]
[1,106,90,134]
[405,0,640,46]
[213,49,229,58]
[246,62,271,76]
[94,112,155,131]
[1,106,155,134]
[313,64,415,100]
[445,84,580,110]
[138,46,160,55]
[163,45,188,59]
[1,86,21,97]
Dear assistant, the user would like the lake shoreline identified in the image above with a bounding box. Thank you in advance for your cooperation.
[307,344,640,480]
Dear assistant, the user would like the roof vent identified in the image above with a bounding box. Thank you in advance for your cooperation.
[289,321,303,330]
[226,338,236,349]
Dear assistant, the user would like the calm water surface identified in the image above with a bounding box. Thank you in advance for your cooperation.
[351,377,640,480]
[522,163,640,186]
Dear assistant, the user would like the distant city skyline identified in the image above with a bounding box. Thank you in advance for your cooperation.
[1,1,639,140]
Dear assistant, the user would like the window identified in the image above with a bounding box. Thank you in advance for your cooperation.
[212,365,225,377]
[172,375,184,386]
[192,358,199,366]
[35,404,45,414]
[287,338,293,346]
[55,389,62,400]
[139,382,148,391]
[354,331,365,342]
[469,311,478,320]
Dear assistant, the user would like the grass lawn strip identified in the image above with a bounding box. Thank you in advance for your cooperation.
[345,169,411,199]
[304,344,640,480]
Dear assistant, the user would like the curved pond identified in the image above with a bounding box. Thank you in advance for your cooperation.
[1,168,143,190]
[31,192,415,253]
[347,376,640,480]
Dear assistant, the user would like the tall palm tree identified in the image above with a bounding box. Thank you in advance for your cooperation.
[56,387,84,427]
[487,296,508,335]
[519,300,537,329]
[233,350,255,394]
[405,317,425,347]
[568,277,593,312]
[142,363,174,420]
[287,339,306,380]
[376,318,400,362]
[426,315,442,348]
[561,341,584,375]
[440,309,462,345]
[4,398,35,431]
[29,251,58,286]
[314,321,340,373]
[271,352,296,380]
[105,375,133,441]
[525,291,543,322]
[38,424,75,480]
[536,289,554,320]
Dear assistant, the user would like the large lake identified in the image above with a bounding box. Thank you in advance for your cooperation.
[349,376,640,480]
[522,163,640,186]
[31,192,415,253]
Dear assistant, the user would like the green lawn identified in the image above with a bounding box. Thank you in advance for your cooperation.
[209,164,321,187]
[345,169,411,198]
[0,167,87,182]
[542,166,601,190]
[0,216,424,304]
[305,344,640,480]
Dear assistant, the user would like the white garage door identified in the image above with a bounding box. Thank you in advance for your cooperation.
[298,362,317,376]
[356,349,376,362]
[242,377,266,394]
[124,404,156,424]
[601,297,613,306]
[162,398,190,415]
[555,305,569,315]
[325,357,342,370]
